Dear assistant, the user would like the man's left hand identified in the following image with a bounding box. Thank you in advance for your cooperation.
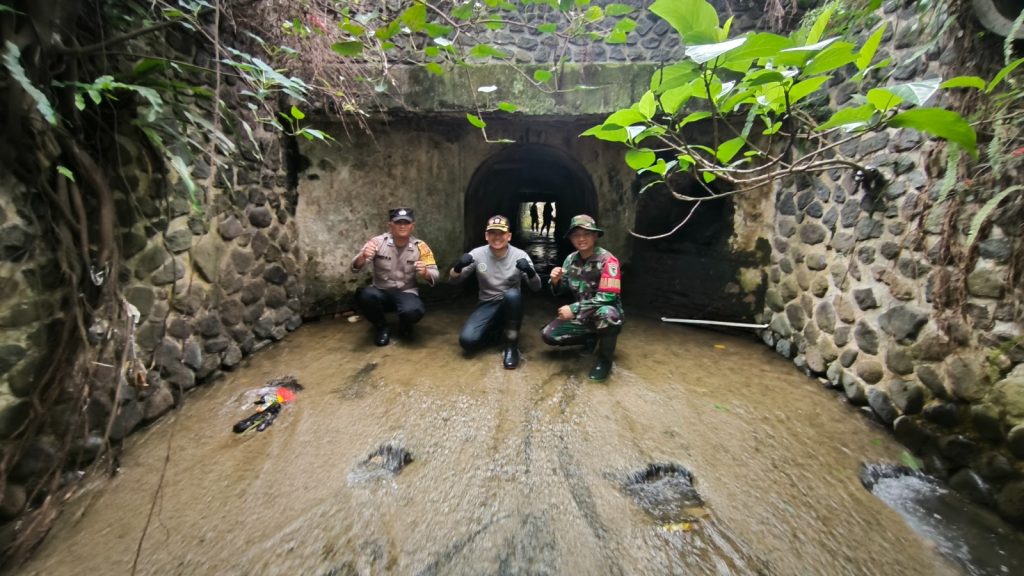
[515,258,537,278]
[415,260,427,277]
[557,305,574,320]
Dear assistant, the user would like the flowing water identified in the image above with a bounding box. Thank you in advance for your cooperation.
[19,298,1016,575]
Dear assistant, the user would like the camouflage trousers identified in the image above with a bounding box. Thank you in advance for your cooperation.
[541,305,623,346]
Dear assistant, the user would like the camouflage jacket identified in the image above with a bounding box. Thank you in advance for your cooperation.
[552,246,622,315]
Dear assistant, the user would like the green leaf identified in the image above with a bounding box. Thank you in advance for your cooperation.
[967,186,1023,247]
[470,44,508,59]
[804,42,857,75]
[424,62,445,76]
[584,5,603,21]
[638,91,657,119]
[400,2,427,31]
[452,2,474,19]
[498,102,518,112]
[604,108,646,127]
[290,105,305,120]
[133,58,168,76]
[605,31,628,44]
[788,76,829,105]
[625,149,657,170]
[685,37,747,65]
[900,451,923,471]
[466,113,487,128]
[805,4,835,45]
[57,165,75,182]
[606,3,635,16]
[3,41,58,125]
[425,23,452,38]
[745,69,786,87]
[651,0,718,43]
[867,88,902,112]
[816,104,875,131]
[640,158,669,175]
[580,123,629,142]
[887,78,940,106]
[856,23,887,71]
[614,18,637,33]
[537,23,557,33]
[650,61,698,93]
[940,76,986,90]
[702,171,717,183]
[331,41,363,56]
[678,111,711,128]
[987,56,1024,93]
[715,137,745,163]
[340,22,366,36]
[375,19,401,40]
[888,108,977,157]
[533,69,552,83]
[722,33,793,63]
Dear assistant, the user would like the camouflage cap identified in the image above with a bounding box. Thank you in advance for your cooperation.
[565,214,603,237]
[485,215,510,232]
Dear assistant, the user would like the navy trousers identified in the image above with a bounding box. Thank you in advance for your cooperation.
[357,287,425,329]
[458,289,524,352]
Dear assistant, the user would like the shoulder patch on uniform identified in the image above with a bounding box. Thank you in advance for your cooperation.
[598,256,621,294]
[416,240,437,266]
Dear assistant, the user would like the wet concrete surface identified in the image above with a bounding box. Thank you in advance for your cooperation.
[21,297,989,575]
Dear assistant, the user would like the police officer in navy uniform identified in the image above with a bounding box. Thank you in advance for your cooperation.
[351,207,439,345]
[449,215,542,369]
[541,214,623,381]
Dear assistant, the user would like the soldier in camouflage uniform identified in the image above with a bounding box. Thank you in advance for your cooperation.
[541,214,623,382]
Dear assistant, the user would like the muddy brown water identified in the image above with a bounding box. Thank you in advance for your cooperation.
[22,300,968,576]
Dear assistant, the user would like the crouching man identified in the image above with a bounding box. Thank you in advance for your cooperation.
[450,215,541,369]
[541,214,623,382]
[351,207,438,346]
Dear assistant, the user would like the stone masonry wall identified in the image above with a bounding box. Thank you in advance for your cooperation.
[0,31,304,522]
[760,0,1024,524]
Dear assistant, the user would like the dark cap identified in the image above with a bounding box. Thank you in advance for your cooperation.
[565,214,603,237]
[389,207,415,223]
[485,215,510,232]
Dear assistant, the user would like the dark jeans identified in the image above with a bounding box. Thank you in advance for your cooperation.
[357,286,425,328]
[459,289,523,352]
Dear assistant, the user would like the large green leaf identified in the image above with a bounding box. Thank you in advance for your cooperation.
[804,42,857,75]
[887,108,977,157]
[805,4,835,45]
[788,76,830,105]
[856,23,887,71]
[580,123,629,142]
[400,2,427,31]
[470,44,508,59]
[721,33,793,63]
[660,85,693,114]
[625,148,657,170]
[638,91,657,119]
[650,61,698,93]
[466,113,486,128]
[605,3,635,16]
[651,0,718,42]
[940,76,986,90]
[331,41,363,57]
[684,37,747,65]
[603,108,646,127]
[716,137,745,163]
[866,88,903,112]
[3,41,57,125]
[987,56,1024,93]
[815,104,875,131]
[886,78,940,106]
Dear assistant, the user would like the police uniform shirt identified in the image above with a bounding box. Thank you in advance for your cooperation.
[351,233,439,294]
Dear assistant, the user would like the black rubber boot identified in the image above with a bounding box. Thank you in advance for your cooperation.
[374,325,391,347]
[503,340,520,369]
[588,334,617,382]
[397,319,414,340]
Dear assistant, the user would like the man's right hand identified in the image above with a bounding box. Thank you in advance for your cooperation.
[361,240,378,261]
[550,266,565,284]
[453,253,474,273]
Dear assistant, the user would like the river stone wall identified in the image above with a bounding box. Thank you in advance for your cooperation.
[760,0,1024,524]
[0,30,302,522]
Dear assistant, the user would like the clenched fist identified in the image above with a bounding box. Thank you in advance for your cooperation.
[549,266,565,284]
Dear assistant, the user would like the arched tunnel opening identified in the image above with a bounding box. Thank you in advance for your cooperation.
[630,174,769,322]
[464,144,598,276]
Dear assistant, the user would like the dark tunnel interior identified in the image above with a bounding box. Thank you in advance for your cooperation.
[464,144,598,272]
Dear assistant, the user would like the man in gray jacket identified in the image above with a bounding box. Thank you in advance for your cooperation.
[351,207,439,346]
[449,215,542,369]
